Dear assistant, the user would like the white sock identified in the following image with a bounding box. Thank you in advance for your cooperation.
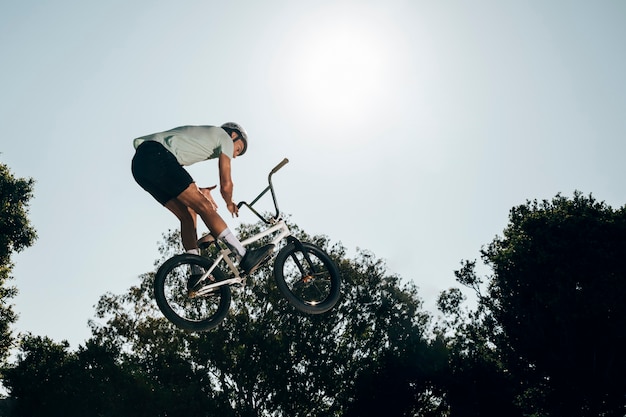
[218,228,246,258]
[186,248,200,256]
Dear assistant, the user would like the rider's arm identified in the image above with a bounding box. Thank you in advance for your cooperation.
[218,152,238,216]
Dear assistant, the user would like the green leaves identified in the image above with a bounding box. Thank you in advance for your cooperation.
[83,226,443,416]
[446,191,626,416]
[10,189,624,415]
[0,163,36,266]
[0,162,37,365]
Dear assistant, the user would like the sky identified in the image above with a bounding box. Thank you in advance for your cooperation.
[1,0,625,349]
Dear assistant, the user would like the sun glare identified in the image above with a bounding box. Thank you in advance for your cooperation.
[292,24,386,118]
[271,5,404,143]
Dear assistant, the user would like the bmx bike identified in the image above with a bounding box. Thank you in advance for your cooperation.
[153,158,342,331]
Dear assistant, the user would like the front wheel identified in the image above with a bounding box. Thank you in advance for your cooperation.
[154,254,231,331]
[273,242,341,314]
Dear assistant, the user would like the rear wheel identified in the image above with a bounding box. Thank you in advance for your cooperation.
[154,254,231,331]
[273,242,341,314]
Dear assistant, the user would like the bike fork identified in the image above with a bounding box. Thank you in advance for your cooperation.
[286,236,319,276]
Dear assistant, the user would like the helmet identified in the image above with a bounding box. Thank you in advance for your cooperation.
[221,122,248,156]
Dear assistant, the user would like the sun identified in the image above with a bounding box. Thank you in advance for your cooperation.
[270,5,402,143]
[289,22,387,120]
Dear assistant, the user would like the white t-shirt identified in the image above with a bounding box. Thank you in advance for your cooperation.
[133,125,234,166]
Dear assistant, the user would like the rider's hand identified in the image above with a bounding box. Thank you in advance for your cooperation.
[227,201,239,218]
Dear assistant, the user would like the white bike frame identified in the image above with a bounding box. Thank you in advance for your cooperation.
[193,219,292,296]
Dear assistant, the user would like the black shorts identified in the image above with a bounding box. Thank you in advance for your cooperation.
[131,141,193,205]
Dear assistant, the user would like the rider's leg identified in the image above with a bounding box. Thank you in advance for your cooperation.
[172,183,227,230]
[172,183,274,274]
[171,183,245,257]
[164,197,206,287]
[164,198,199,251]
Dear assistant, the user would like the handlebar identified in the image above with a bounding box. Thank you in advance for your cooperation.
[237,158,289,224]
[270,158,289,176]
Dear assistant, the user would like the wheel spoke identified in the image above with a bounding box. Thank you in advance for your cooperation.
[274,242,341,313]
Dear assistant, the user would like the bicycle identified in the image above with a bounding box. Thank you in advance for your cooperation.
[154,158,342,331]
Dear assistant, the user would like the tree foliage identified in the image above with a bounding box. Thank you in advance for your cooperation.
[446,192,626,416]
[3,191,625,416]
[3,223,445,416]
[1,333,218,417]
[0,162,37,364]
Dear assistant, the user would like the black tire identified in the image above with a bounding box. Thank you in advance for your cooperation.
[154,254,231,331]
[273,242,341,314]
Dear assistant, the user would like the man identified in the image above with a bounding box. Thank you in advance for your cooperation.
[131,123,274,283]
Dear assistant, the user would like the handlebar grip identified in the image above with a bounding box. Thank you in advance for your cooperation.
[270,158,289,175]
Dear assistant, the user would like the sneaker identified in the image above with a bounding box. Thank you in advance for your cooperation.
[239,244,275,274]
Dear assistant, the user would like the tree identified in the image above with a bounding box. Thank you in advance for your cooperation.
[435,286,522,417]
[85,223,446,416]
[4,223,445,416]
[0,162,37,364]
[451,192,626,416]
[2,334,183,417]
